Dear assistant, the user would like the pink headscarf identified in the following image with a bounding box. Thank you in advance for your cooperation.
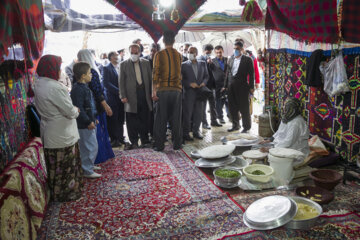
[36,55,62,80]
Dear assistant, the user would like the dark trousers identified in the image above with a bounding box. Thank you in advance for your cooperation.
[228,84,251,130]
[202,89,217,124]
[153,91,182,149]
[183,88,204,135]
[215,96,229,120]
[106,95,125,142]
[126,88,150,145]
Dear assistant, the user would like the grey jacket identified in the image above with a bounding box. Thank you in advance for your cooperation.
[119,58,153,113]
[181,60,209,90]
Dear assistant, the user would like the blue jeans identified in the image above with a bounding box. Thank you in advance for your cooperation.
[78,129,98,175]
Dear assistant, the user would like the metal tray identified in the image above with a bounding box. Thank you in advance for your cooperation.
[226,156,250,170]
[243,195,298,230]
[190,150,201,158]
[194,156,236,168]
[227,138,263,147]
[214,179,241,188]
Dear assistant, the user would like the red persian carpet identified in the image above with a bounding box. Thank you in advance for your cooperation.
[37,148,248,239]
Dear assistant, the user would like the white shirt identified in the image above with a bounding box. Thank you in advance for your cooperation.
[273,115,310,160]
[34,77,80,149]
[231,55,242,76]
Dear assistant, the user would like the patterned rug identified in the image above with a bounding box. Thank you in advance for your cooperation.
[37,148,247,239]
[228,183,360,239]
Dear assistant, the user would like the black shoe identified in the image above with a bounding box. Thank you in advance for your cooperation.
[227,126,240,132]
[111,140,120,148]
[183,134,194,141]
[141,142,152,148]
[124,143,138,150]
[173,145,182,150]
[193,131,204,139]
[241,129,250,133]
[211,121,222,127]
[219,118,226,124]
[153,146,164,151]
[202,123,211,129]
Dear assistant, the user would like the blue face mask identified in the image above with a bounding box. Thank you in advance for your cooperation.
[234,49,240,57]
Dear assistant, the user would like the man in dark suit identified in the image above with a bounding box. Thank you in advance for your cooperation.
[103,51,125,147]
[224,41,254,133]
[209,45,229,124]
[182,46,209,140]
[119,44,153,149]
[198,44,222,129]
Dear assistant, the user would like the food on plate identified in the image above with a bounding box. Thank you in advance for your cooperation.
[227,133,258,141]
[215,169,241,178]
[251,170,265,175]
[293,203,319,220]
[198,144,236,159]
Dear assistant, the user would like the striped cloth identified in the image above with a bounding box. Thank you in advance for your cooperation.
[44,0,140,32]
[107,0,206,42]
[265,0,339,43]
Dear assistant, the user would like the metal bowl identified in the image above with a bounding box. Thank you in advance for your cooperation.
[213,167,242,186]
[285,196,323,229]
[244,195,298,230]
[226,156,250,170]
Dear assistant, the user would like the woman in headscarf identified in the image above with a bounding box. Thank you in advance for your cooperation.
[34,55,83,202]
[260,97,310,158]
[77,49,115,164]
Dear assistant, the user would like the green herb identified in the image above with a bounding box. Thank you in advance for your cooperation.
[251,170,266,175]
[215,169,241,178]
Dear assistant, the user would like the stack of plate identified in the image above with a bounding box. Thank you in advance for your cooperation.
[194,144,236,168]
[243,195,298,230]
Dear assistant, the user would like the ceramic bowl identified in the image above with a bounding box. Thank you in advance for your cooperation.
[309,169,342,190]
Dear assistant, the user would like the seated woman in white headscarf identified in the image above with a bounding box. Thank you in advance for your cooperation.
[261,97,310,160]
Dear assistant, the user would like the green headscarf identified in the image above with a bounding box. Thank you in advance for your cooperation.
[281,97,301,124]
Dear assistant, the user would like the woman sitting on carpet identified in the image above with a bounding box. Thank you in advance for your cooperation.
[261,97,310,160]
[77,49,115,164]
[34,55,83,202]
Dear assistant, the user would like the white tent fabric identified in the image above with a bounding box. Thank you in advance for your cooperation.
[175,31,205,43]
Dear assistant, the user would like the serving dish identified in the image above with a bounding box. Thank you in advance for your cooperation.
[213,167,242,186]
[309,169,342,191]
[243,164,274,183]
[295,186,334,205]
[225,156,249,170]
[194,156,236,168]
[198,144,236,159]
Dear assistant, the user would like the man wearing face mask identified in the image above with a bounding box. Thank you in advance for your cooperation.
[144,43,161,71]
[103,51,126,147]
[182,43,192,62]
[119,44,153,149]
[224,41,254,133]
[198,44,222,129]
[182,47,210,140]
[133,39,144,57]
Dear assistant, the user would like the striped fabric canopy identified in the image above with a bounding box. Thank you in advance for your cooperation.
[44,0,141,32]
[107,0,206,42]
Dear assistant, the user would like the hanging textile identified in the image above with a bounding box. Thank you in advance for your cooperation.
[106,0,206,42]
[265,0,339,43]
[0,0,45,65]
[341,0,360,43]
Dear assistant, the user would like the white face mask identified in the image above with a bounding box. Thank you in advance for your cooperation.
[188,53,196,61]
[131,54,139,62]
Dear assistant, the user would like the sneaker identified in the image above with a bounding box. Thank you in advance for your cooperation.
[84,172,102,178]
[93,165,101,170]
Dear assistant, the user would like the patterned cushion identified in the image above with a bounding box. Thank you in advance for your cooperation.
[0,137,47,240]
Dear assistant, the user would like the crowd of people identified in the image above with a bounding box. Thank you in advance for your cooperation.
[34,30,263,201]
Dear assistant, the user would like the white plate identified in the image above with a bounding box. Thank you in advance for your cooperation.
[214,179,241,188]
[242,150,268,160]
[198,144,236,159]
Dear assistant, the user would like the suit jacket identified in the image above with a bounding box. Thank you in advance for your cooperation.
[103,63,119,97]
[181,60,209,90]
[210,57,228,91]
[119,58,153,113]
[225,55,254,91]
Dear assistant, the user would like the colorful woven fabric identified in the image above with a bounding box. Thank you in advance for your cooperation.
[341,0,360,43]
[265,0,339,43]
[106,0,206,42]
[38,148,247,239]
[267,48,360,163]
[0,0,45,64]
[0,138,48,240]
[36,55,62,80]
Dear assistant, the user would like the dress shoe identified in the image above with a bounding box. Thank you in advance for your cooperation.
[219,118,226,124]
[241,129,250,133]
[124,143,138,150]
[140,142,152,148]
[183,134,194,141]
[93,165,101,170]
[153,146,164,151]
[111,140,120,148]
[84,172,102,178]
[227,126,240,132]
[202,123,211,129]
[211,121,222,127]
[193,131,204,139]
